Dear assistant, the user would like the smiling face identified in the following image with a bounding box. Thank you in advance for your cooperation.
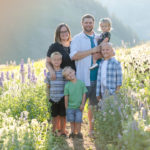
[64,68,76,81]
[59,26,70,42]
[101,43,113,60]
[82,18,94,34]
[100,22,110,33]
[51,54,62,68]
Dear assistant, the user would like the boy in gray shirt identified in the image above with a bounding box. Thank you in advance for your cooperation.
[45,52,66,136]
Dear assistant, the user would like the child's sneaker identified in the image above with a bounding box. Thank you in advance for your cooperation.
[69,133,74,138]
[89,63,98,70]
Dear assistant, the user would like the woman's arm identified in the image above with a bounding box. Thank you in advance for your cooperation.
[46,57,56,80]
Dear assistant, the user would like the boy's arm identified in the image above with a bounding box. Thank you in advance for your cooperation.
[64,95,69,109]
[80,93,86,111]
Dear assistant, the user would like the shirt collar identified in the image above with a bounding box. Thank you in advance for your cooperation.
[81,31,97,39]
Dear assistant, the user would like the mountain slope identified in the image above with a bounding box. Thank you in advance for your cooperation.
[0,0,139,64]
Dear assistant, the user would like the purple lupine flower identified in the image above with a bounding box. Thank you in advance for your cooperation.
[44,69,47,77]
[31,70,36,83]
[11,72,14,79]
[118,106,123,118]
[20,59,25,83]
[141,107,147,119]
[6,71,9,80]
[20,59,25,73]
[131,120,139,131]
[28,64,31,79]
[1,72,4,81]
[0,77,3,88]
[32,60,34,67]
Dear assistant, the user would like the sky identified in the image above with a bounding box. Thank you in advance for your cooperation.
[97,0,150,40]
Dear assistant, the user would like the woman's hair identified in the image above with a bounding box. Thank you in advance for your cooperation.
[54,23,71,43]
[50,51,62,59]
[98,18,112,31]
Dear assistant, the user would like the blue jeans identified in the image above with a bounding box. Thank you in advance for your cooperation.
[66,108,82,123]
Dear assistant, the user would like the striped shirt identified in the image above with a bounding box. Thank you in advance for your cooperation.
[45,69,66,102]
[96,57,122,96]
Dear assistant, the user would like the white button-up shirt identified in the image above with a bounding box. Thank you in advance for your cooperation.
[70,32,98,86]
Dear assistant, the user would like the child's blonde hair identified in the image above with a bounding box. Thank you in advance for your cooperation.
[101,42,113,48]
[50,51,62,59]
[62,66,73,77]
[98,18,112,31]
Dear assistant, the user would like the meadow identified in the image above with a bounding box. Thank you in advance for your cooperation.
[0,43,150,150]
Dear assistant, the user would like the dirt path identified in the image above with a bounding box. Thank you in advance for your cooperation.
[63,111,98,150]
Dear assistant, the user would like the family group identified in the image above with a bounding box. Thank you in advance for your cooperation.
[45,14,122,139]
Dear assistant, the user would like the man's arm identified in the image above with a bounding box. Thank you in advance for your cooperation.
[46,57,56,80]
[71,46,101,60]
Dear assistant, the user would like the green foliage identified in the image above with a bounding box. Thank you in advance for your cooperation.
[94,44,150,149]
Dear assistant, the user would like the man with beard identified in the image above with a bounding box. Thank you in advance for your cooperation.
[70,14,101,137]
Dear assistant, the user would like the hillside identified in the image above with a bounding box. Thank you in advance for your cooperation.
[0,0,139,64]
[0,43,150,149]
[99,0,150,40]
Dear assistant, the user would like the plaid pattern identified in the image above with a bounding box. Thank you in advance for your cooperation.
[96,57,122,96]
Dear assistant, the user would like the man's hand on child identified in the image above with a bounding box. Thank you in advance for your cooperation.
[92,46,101,54]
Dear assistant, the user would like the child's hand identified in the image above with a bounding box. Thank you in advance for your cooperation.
[80,104,84,111]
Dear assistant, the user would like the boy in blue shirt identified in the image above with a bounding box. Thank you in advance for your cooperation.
[96,42,122,104]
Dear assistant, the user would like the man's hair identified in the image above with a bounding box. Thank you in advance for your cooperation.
[81,14,95,22]
[62,66,73,77]
[50,51,62,59]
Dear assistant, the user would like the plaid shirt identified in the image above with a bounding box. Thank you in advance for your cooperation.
[96,57,122,96]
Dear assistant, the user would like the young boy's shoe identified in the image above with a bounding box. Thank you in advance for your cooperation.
[69,133,75,138]
[89,63,98,70]
[76,133,83,139]
[60,133,67,138]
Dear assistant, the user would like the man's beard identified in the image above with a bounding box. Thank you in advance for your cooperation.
[84,27,93,33]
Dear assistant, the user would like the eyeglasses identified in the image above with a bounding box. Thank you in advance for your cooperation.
[60,30,68,34]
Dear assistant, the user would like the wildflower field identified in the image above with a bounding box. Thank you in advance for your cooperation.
[0,43,150,150]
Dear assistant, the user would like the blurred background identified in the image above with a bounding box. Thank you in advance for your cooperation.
[0,0,149,64]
